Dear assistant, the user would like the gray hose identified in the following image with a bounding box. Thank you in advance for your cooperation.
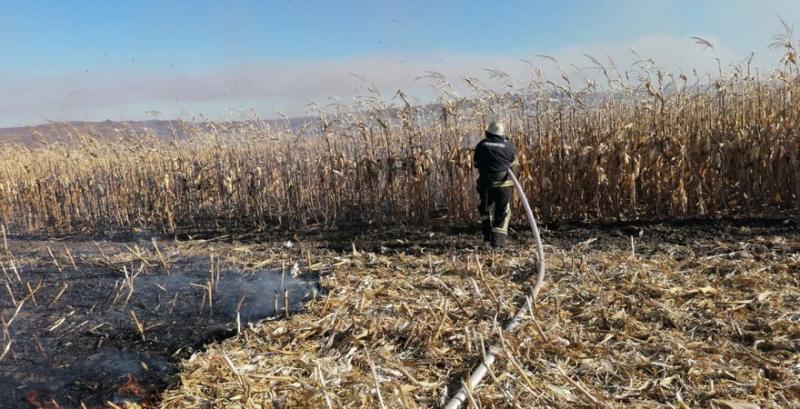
[443,169,545,409]
[508,170,546,301]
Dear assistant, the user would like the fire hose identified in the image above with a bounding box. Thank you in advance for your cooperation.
[443,169,545,409]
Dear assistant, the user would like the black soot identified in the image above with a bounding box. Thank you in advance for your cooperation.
[0,259,319,409]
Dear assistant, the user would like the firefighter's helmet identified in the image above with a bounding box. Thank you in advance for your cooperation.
[486,121,506,137]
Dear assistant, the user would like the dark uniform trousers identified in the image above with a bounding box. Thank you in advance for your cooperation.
[477,174,513,247]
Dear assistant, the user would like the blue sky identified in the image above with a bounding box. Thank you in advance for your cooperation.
[1,0,798,126]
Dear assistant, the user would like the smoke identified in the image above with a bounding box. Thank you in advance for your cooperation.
[0,32,775,127]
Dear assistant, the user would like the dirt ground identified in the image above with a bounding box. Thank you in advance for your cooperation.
[2,219,799,408]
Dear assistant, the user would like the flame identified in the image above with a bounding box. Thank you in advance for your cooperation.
[25,391,62,409]
[116,373,146,398]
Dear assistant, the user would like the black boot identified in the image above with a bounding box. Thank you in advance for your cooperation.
[491,229,508,248]
[481,217,492,242]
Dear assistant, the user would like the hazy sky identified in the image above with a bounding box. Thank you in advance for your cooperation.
[1,0,798,127]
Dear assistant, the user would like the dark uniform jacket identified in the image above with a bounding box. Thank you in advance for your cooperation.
[474,133,516,184]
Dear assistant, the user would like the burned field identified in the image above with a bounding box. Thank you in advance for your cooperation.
[0,234,319,408]
[0,220,798,407]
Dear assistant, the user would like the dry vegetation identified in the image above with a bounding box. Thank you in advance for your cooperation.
[1,29,799,409]
[1,32,798,233]
[159,224,800,408]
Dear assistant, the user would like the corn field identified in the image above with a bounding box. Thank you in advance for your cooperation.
[1,45,798,234]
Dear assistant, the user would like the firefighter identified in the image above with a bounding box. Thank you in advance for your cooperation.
[473,121,516,248]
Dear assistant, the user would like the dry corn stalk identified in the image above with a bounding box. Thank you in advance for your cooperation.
[0,36,798,234]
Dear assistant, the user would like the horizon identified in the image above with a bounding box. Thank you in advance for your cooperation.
[1,0,799,128]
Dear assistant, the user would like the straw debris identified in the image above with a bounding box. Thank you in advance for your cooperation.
[162,223,800,408]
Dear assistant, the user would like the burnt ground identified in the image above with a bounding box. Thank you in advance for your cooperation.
[310,217,800,260]
[0,217,798,408]
[0,237,319,409]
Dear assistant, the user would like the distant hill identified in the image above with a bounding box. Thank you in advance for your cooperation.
[0,102,451,148]
[0,120,185,147]
[0,117,317,148]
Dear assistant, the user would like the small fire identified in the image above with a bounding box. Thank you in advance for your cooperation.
[116,373,146,398]
[25,391,62,409]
